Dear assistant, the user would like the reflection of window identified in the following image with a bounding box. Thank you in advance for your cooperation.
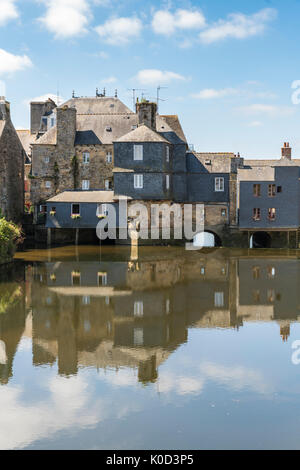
[268,208,276,221]
[268,184,276,197]
[72,204,80,215]
[97,204,109,216]
[253,290,260,302]
[98,272,107,286]
[268,267,276,278]
[166,174,170,190]
[253,184,261,197]
[201,267,205,275]
[134,328,144,346]
[253,208,261,221]
[82,296,90,305]
[166,299,170,314]
[40,205,47,213]
[72,271,81,286]
[253,266,260,280]
[268,289,275,303]
[214,292,224,307]
[221,209,227,217]
[134,301,144,317]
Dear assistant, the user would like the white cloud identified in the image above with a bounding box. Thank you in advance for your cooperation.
[95,17,142,45]
[0,0,19,26]
[100,76,117,84]
[23,93,64,106]
[0,49,32,76]
[192,88,239,99]
[152,8,206,36]
[38,0,91,39]
[199,8,277,44]
[239,103,295,118]
[136,69,186,86]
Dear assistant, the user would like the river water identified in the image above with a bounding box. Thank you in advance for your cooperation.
[1,245,300,450]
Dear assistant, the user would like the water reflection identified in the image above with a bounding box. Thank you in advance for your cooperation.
[1,248,300,385]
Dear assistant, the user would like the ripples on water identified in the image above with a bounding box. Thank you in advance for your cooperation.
[1,246,300,450]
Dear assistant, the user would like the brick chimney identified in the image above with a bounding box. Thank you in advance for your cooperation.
[281,142,292,160]
[136,100,157,130]
[0,97,10,121]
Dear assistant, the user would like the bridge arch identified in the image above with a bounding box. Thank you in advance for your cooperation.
[250,231,272,249]
[193,231,222,248]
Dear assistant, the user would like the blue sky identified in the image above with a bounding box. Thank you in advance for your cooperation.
[1,0,300,157]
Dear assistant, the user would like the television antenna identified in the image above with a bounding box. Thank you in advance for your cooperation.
[157,86,168,113]
[128,88,146,110]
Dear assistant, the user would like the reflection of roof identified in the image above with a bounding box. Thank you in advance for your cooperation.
[113,167,134,173]
[116,124,169,143]
[47,190,115,203]
[48,287,132,297]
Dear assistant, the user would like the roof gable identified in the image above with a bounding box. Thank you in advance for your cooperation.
[116,124,170,143]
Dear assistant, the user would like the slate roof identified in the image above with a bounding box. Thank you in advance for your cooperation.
[156,115,187,144]
[244,158,300,167]
[116,124,170,143]
[75,113,138,145]
[47,190,116,203]
[61,97,133,115]
[16,129,36,158]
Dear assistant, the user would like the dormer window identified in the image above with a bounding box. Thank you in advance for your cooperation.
[131,125,137,130]
[134,145,143,161]
[205,160,211,165]
[106,126,112,132]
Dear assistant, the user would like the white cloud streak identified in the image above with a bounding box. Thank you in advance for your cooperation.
[152,8,206,36]
[95,17,142,45]
[199,8,277,44]
[136,69,186,86]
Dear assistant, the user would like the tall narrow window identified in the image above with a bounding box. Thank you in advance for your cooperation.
[268,208,276,221]
[253,184,261,197]
[166,174,170,190]
[134,301,144,317]
[106,152,112,163]
[268,184,276,197]
[134,174,143,189]
[166,146,170,162]
[82,180,90,190]
[215,177,224,192]
[134,145,143,161]
[105,180,111,190]
[83,152,90,164]
[253,208,261,221]
[72,204,80,215]
[45,181,51,189]
[214,292,224,308]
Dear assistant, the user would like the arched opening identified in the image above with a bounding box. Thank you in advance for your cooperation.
[193,231,222,248]
[250,232,271,249]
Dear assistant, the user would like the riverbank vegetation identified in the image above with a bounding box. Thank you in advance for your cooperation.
[0,216,22,265]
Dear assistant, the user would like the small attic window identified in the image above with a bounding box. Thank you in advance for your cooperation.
[131,125,137,130]
[205,160,211,165]
[109,104,114,108]
[106,126,112,132]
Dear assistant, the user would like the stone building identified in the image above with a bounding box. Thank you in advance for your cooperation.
[0,97,25,222]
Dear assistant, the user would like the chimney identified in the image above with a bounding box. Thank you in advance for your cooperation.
[281,142,292,160]
[56,105,76,147]
[136,100,157,130]
[0,97,10,121]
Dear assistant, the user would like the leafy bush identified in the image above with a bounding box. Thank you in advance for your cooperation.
[0,218,22,263]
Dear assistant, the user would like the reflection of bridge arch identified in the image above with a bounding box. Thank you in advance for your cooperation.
[250,232,272,249]
[193,231,222,248]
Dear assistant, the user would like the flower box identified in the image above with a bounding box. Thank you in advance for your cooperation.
[71,214,81,220]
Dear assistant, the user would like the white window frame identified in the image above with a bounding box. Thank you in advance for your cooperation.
[83,152,90,164]
[44,156,50,164]
[134,301,144,317]
[105,179,111,190]
[166,174,170,190]
[45,181,51,189]
[106,152,112,163]
[215,177,224,192]
[134,145,143,161]
[82,180,90,190]
[166,146,170,162]
[214,292,224,308]
[134,174,143,189]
